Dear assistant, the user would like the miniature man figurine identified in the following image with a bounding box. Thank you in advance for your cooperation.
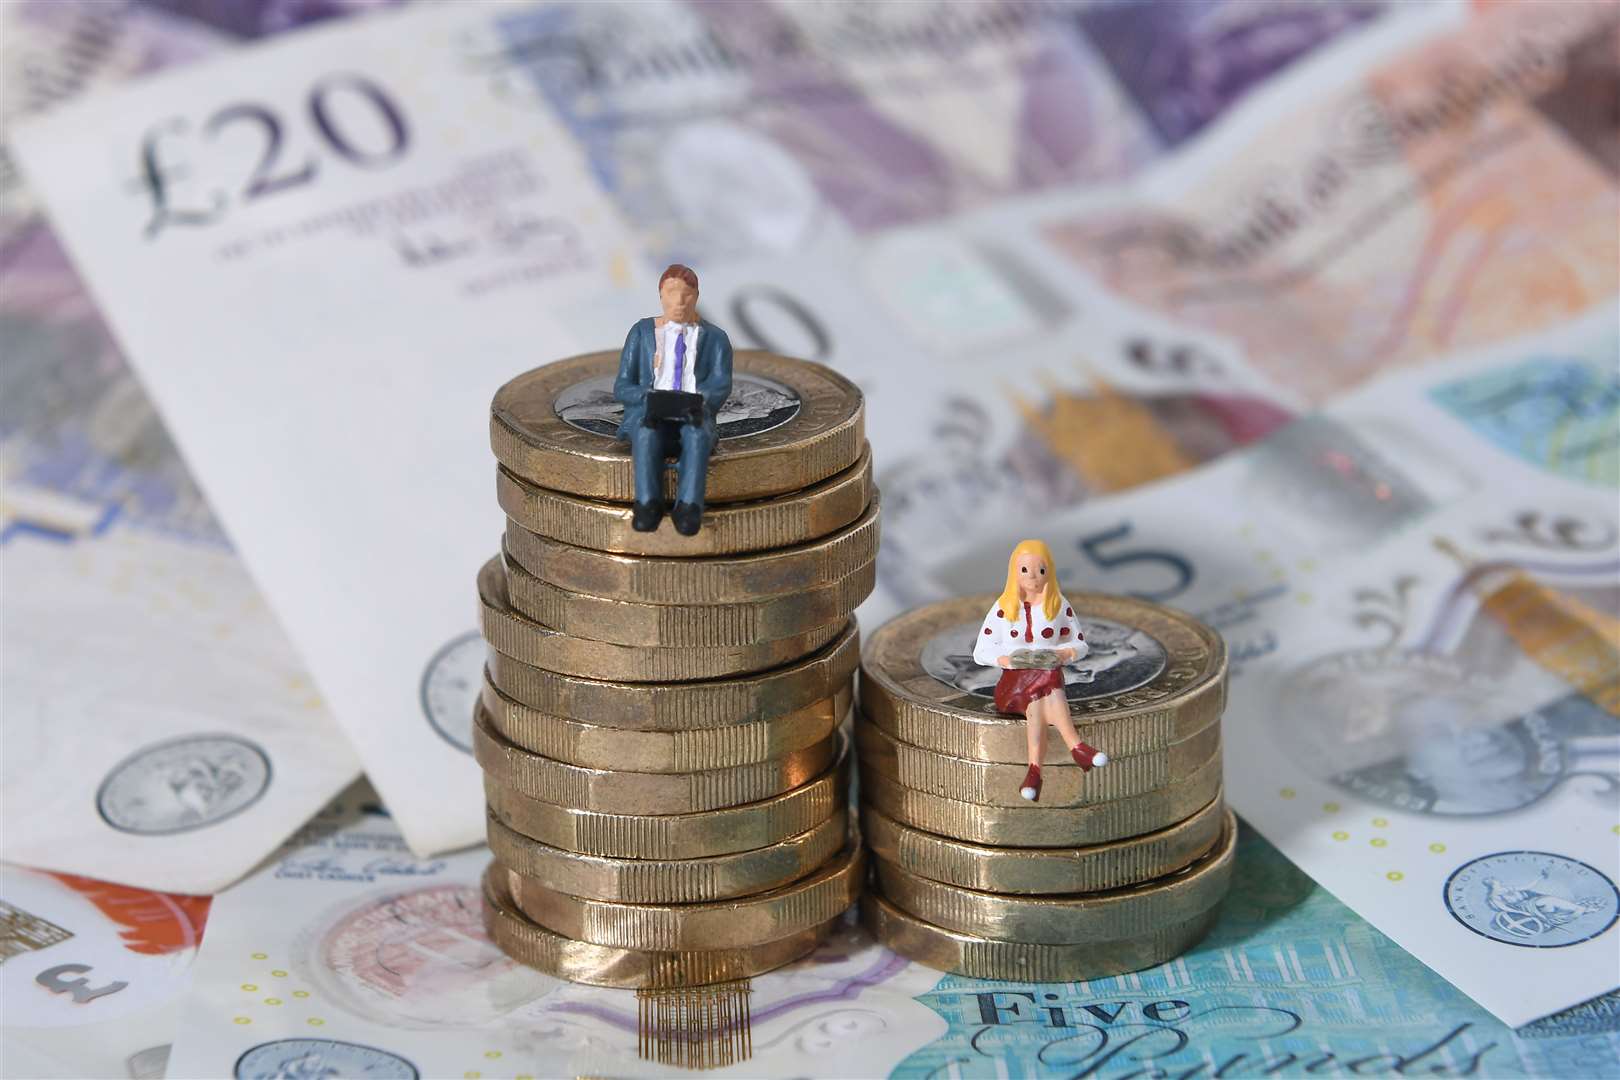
[613,264,734,536]
[974,539,1108,801]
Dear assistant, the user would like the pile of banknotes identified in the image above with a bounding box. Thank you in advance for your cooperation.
[857,595,1232,977]
[470,350,876,1011]
[3,0,1617,1076]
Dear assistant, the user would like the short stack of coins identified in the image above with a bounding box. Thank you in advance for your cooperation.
[855,594,1233,981]
[475,350,873,1007]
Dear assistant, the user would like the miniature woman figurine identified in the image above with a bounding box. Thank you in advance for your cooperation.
[973,539,1108,801]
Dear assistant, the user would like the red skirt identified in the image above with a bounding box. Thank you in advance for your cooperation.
[994,668,1065,715]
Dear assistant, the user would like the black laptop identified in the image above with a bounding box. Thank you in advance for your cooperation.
[643,389,705,425]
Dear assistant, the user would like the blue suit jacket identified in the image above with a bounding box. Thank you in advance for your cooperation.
[613,317,733,442]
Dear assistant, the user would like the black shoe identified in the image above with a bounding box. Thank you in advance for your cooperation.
[670,501,703,536]
[631,501,664,532]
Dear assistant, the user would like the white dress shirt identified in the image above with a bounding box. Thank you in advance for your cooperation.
[654,321,701,392]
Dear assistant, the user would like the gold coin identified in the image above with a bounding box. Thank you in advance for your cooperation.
[496,445,872,558]
[505,841,865,950]
[860,891,1221,982]
[860,753,1223,847]
[874,810,1236,944]
[475,703,836,814]
[855,714,1220,808]
[491,351,865,504]
[481,670,848,772]
[485,738,849,859]
[483,862,831,989]
[505,498,880,604]
[489,805,848,903]
[861,792,1225,895]
[502,540,875,647]
[478,558,840,680]
[864,686,1218,766]
[488,620,859,731]
[859,593,1226,759]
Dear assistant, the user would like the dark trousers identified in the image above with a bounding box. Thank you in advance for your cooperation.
[629,419,715,508]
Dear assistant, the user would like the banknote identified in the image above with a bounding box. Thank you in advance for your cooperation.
[485,0,1399,263]
[0,0,361,893]
[494,0,1510,637]
[0,862,210,1079]
[480,0,1407,615]
[1038,0,1620,404]
[487,0,1156,264]
[6,0,1391,856]
[9,0,662,857]
[144,0,403,39]
[161,781,1618,1078]
[1427,347,1620,490]
[161,781,945,1080]
[902,307,1620,1028]
[1074,0,1388,147]
[865,0,1619,616]
[0,0,219,247]
[1,0,1594,887]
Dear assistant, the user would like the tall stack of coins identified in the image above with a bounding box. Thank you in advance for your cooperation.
[474,351,872,1063]
[856,594,1233,981]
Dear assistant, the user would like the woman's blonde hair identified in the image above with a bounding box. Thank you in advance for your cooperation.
[996,539,1061,622]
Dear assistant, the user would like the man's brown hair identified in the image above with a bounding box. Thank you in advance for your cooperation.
[659,263,699,291]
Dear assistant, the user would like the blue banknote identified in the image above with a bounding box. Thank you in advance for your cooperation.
[1429,356,1620,490]
[890,823,1620,1079]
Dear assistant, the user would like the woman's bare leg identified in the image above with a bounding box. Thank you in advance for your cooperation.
[1042,691,1083,751]
[1025,707,1048,765]
[1020,707,1046,800]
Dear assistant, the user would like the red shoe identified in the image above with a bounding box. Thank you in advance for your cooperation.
[1019,764,1042,802]
[1071,742,1109,771]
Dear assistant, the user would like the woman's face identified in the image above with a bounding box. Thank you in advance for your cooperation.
[1015,551,1050,599]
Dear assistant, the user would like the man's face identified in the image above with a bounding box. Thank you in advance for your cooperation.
[660,278,698,323]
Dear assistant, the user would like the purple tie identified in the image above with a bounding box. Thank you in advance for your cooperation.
[673,330,686,392]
